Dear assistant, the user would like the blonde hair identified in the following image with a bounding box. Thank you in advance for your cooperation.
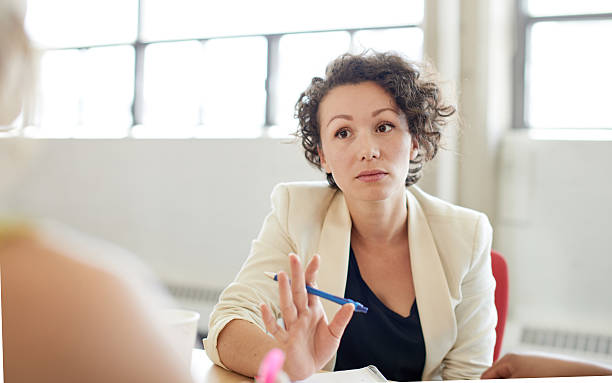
[0,0,36,130]
[0,0,39,197]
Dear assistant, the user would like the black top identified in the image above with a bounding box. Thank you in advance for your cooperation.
[334,248,426,382]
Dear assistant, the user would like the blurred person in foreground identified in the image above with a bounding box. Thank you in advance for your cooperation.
[0,0,193,381]
[482,352,612,379]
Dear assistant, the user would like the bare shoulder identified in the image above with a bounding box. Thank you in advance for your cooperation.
[1,229,191,382]
[1,229,126,297]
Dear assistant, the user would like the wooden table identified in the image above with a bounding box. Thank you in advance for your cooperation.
[191,349,612,383]
[191,349,251,383]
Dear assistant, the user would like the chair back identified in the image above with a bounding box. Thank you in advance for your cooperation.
[491,250,508,362]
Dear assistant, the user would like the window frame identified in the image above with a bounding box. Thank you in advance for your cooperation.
[31,0,423,137]
[514,0,612,130]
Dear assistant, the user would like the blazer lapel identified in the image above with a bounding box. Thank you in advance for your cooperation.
[407,190,456,380]
[316,190,352,319]
[315,191,352,371]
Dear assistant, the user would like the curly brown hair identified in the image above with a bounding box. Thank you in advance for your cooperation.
[295,52,455,188]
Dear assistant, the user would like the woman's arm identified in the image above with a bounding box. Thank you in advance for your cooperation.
[214,253,354,381]
[442,214,497,380]
[482,353,612,379]
[206,184,353,381]
[216,319,280,377]
[205,185,296,369]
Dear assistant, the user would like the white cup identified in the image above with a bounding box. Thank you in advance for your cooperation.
[162,308,200,369]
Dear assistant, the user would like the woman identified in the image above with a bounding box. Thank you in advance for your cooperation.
[205,52,496,381]
[0,1,193,381]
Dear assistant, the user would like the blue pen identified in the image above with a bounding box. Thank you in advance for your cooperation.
[264,271,368,314]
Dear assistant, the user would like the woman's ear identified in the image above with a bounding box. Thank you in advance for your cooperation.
[410,139,419,160]
[318,145,330,173]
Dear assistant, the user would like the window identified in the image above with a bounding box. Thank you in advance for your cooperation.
[518,0,612,130]
[24,0,424,138]
[37,46,135,138]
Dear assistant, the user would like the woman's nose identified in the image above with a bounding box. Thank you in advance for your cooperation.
[358,134,380,161]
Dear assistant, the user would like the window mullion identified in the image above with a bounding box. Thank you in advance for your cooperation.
[265,35,281,128]
[514,0,528,129]
[131,0,144,132]
[132,42,145,128]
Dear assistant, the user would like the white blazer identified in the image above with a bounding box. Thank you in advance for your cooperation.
[205,182,496,380]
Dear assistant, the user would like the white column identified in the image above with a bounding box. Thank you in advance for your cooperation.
[421,0,461,204]
[457,0,514,224]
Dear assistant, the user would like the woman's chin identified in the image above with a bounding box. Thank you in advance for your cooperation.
[345,184,403,203]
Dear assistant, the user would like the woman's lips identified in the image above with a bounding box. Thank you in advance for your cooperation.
[356,171,388,182]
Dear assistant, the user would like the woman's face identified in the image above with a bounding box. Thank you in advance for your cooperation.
[318,81,417,202]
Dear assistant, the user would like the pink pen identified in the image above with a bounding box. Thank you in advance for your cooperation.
[255,348,289,383]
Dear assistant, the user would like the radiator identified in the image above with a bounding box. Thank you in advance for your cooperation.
[516,326,612,364]
[164,282,224,335]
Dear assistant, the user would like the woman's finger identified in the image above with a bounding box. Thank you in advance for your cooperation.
[304,254,320,285]
[261,303,288,343]
[289,253,308,314]
[277,271,297,325]
[304,254,320,307]
[327,303,355,339]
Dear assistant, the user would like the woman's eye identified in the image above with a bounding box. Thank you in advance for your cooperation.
[335,128,351,139]
[377,123,394,133]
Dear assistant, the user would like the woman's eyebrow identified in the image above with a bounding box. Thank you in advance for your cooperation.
[326,108,398,127]
[326,114,353,127]
[372,107,399,117]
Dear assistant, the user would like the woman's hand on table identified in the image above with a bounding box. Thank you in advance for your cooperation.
[482,352,612,379]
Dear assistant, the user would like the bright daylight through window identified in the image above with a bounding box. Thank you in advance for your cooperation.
[521,0,612,131]
[23,0,424,138]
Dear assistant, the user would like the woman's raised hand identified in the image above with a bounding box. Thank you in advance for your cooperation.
[260,253,355,381]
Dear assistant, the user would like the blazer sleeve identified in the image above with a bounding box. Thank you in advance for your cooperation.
[442,214,497,380]
[204,184,296,369]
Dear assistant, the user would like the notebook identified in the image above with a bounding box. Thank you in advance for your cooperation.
[296,365,387,383]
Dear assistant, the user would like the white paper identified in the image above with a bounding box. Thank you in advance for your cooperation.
[296,365,387,383]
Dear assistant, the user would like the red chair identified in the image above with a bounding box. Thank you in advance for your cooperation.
[491,250,508,362]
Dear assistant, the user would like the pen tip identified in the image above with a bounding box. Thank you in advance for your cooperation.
[263,271,276,279]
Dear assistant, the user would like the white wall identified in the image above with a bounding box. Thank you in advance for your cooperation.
[3,134,612,343]
[0,138,320,290]
[497,131,612,335]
